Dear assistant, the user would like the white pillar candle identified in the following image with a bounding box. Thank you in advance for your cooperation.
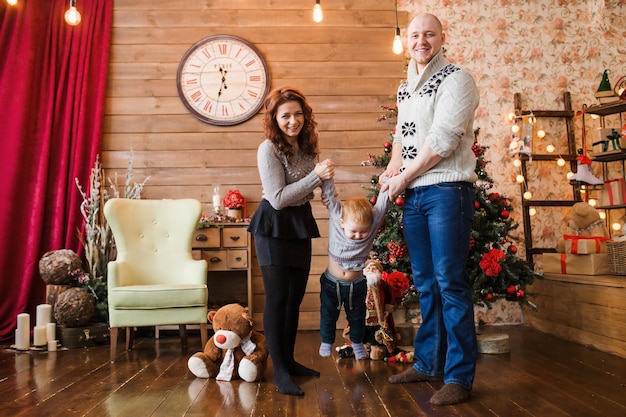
[15,313,30,350]
[17,312,30,330]
[46,322,56,342]
[47,340,58,352]
[33,325,47,346]
[15,329,29,350]
[36,304,52,327]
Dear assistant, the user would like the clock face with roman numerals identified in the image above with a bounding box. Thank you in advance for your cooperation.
[176,35,271,126]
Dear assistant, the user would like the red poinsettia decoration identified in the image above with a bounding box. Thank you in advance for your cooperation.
[479,248,505,277]
[223,189,245,210]
[382,270,410,300]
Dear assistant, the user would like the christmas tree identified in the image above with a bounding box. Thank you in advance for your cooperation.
[363,106,541,310]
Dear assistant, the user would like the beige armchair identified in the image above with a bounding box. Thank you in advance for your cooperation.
[104,198,208,362]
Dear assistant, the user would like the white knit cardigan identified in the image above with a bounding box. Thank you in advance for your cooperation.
[393,51,480,188]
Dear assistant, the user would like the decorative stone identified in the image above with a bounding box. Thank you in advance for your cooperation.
[46,284,72,323]
[54,287,95,328]
[39,249,83,285]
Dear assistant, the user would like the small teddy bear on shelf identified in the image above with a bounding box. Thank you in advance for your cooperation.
[187,303,268,382]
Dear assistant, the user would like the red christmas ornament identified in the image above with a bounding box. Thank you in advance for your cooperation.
[500,209,510,219]
[474,201,480,210]
[489,192,500,201]
[485,293,493,301]
[394,196,405,206]
[384,141,392,149]
[508,245,518,254]
[505,284,516,295]
[370,197,377,205]
[516,289,525,299]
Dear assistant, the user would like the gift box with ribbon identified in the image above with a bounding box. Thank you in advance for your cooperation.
[599,178,626,207]
[560,235,610,254]
[543,253,610,275]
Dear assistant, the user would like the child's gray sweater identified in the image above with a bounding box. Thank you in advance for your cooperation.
[322,178,390,272]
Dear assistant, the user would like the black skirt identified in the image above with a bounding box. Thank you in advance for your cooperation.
[248,199,320,268]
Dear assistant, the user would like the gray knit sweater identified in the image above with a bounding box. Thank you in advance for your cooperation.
[322,178,390,271]
[394,51,479,188]
[257,139,322,210]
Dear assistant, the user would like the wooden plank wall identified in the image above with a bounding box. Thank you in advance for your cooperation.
[103,0,408,329]
[524,273,626,359]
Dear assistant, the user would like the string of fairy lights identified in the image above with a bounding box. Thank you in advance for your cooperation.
[507,110,626,233]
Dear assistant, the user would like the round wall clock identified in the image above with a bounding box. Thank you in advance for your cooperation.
[176,35,271,126]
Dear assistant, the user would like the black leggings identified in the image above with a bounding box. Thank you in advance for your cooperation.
[260,264,309,372]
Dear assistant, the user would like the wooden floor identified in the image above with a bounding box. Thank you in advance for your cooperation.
[1,325,626,417]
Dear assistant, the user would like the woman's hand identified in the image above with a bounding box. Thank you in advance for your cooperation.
[382,159,403,179]
[315,159,334,180]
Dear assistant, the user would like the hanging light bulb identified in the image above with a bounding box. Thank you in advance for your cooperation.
[529,208,537,216]
[557,157,566,166]
[507,112,516,122]
[7,0,18,6]
[313,0,323,23]
[599,211,606,220]
[64,0,81,26]
[566,171,574,179]
[393,28,403,55]
[511,124,520,133]
[516,174,525,183]
[612,222,622,231]
[523,191,532,200]
[513,158,522,167]
[546,144,555,153]
[537,129,546,138]
[588,198,597,207]
[392,1,403,55]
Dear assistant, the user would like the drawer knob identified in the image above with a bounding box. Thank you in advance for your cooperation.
[235,257,242,262]
[195,234,208,242]
[210,257,222,263]
[229,236,240,241]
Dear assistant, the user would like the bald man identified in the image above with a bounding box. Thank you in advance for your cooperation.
[382,13,480,406]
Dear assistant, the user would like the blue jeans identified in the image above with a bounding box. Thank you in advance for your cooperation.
[402,182,477,390]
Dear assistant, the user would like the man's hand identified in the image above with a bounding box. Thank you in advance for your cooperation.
[380,173,408,201]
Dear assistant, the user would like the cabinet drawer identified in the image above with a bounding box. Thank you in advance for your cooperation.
[203,250,228,271]
[202,249,248,270]
[193,228,220,248]
[222,227,249,248]
[227,249,248,269]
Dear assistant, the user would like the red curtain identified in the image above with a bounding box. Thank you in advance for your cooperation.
[0,0,113,342]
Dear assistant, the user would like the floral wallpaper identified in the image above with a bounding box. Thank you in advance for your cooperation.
[398,0,626,323]
[400,0,626,259]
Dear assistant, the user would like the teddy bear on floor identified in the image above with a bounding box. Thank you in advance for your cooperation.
[187,303,268,382]
[556,202,609,253]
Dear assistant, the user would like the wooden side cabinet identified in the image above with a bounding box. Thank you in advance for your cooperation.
[156,223,252,339]
[192,224,253,312]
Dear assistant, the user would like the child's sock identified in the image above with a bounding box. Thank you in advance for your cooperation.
[352,343,367,360]
[319,342,332,357]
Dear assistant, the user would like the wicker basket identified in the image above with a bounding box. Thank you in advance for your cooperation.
[606,241,626,275]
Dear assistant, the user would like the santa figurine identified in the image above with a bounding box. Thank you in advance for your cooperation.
[343,259,399,360]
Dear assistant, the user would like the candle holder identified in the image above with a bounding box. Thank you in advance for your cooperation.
[212,185,222,214]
